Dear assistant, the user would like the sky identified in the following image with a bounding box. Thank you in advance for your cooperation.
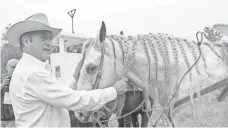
[1,0,228,40]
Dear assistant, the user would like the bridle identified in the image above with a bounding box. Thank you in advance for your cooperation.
[76,40,105,91]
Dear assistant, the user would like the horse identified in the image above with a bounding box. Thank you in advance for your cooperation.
[75,22,228,127]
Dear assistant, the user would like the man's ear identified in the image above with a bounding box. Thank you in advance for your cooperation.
[99,21,106,43]
[21,36,30,47]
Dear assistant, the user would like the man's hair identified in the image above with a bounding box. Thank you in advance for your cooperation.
[20,32,33,51]
[6,59,18,68]
[19,30,52,51]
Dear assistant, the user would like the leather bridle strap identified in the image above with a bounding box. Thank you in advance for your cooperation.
[74,49,87,87]
[92,43,105,90]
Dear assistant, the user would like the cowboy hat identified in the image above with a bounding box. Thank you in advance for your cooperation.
[5,13,62,47]
[213,24,228,36]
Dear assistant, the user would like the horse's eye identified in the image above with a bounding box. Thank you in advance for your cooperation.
[86,65,97,74]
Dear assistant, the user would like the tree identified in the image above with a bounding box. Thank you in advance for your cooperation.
[1,24,22,75]
[203,26,223,43]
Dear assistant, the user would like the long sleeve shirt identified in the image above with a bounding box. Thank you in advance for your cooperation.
[9,53,117,127]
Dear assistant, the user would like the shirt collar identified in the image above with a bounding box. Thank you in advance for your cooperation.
[22,53,46,68]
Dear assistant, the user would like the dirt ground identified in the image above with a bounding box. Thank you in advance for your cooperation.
[108,99,228,127]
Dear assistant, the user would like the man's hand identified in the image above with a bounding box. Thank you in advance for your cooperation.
[113,78,129,96]
[2,76,10,87]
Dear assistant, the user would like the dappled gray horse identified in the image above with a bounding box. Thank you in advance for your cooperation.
[76,22,228,127]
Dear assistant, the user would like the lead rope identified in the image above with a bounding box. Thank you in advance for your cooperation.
[94,100,146,123]
[152,31,203,127]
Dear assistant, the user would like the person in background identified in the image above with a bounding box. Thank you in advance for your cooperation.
[1,59,18,127]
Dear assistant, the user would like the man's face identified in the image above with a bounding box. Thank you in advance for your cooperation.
[25,30,53,62]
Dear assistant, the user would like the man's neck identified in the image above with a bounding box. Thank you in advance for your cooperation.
[24,51,45,62]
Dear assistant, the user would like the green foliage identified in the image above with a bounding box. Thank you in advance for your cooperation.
[203,27,223,43]
[1,23,22,74]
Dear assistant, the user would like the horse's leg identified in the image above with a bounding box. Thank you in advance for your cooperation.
[117,118,125,127]
[141,110,150,127]
[124,115,132,127]
[143,90,152,112]
[131,113,139,127]
[141,96,154,127]
[164,109,175,127]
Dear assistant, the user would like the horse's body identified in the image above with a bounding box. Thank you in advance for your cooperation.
[76,22,228,126]
[118,91,154,127]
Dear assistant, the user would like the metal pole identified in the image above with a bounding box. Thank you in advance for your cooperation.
[68,9,76,34]
[72,17,74,33]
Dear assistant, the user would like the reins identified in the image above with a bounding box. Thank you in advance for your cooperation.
[93,100,146,123]
[152,31,203,127]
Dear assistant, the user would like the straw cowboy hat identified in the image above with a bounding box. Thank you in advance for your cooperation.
[213,24,228,36]
[5,13,62,47]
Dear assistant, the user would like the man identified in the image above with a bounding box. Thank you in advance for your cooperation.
[1,59,18,127]
[6,13,128,127]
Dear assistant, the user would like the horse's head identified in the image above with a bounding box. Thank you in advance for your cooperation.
[76,22,124,122]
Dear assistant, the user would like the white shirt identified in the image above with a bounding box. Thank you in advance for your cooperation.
[9,53,117,127]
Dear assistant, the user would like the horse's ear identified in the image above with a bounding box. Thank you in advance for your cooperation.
[99,21,106,43]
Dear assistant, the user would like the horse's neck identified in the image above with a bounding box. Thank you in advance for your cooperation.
[110,34,226,104]
[109,34,225,85]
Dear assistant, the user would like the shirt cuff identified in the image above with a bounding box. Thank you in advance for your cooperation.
[101,87,117,102]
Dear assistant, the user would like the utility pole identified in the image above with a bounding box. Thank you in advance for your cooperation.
[68,9,76,33]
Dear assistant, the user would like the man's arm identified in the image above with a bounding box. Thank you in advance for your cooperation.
[66,77,77,89]
[27,72,117,112]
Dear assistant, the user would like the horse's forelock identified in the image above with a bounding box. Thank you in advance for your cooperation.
[82,38,93,53]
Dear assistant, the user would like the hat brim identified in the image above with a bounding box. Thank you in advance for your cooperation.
[6,21,62,47]
[213,24,228,36]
